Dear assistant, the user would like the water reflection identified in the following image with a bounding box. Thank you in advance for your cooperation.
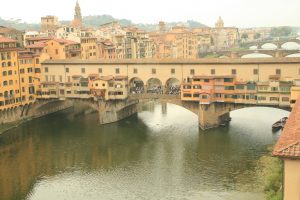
[0,103,289,200]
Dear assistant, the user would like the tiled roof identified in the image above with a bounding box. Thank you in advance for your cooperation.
[53,38,79,46]
[26,41,47,48]
[273,95,300,158]
[0,36,16,43]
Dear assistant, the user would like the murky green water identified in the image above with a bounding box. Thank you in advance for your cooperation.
[0,102,289,200]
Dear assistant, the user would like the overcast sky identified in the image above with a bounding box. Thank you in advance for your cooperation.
[1,0,300,28]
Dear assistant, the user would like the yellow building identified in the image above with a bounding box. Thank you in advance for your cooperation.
[41,15,59,33]
[81,37,99,60]
[273,94,300,200]
[290,79,300,107]
[18,51,41,105]
[90,76,128,101]
[0,37,20,110]
[44,38,81,60]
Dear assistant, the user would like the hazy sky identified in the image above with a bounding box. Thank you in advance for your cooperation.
[1,0,300,27]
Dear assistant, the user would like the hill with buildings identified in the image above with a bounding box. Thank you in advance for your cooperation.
[0,15,207,31]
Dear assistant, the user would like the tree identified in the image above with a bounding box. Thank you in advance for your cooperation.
[254,33,261,40]
[241,33,248,40]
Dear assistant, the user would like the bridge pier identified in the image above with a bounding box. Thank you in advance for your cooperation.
[98,99,138,124]
[198,103,232,130]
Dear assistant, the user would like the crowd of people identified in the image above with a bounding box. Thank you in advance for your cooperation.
[130,85,181,95]
[130,87,144,94]
[166,85,180,95]
[147,86,163,94]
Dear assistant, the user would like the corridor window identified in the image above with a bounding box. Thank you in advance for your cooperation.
[253,69,258,75]
[171,68,175,74]
[115,68,120,74]
[190,69,195,75]
[211,69,215,75]
[276,69,281,75]
[231,69,236,75]
[152,68,156,74]
[134,68,138,74]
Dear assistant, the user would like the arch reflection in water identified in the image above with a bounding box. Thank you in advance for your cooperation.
[0,103,290,200]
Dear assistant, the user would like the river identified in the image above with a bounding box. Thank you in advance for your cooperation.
[0,102,289,200]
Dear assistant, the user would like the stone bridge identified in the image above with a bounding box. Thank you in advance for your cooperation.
[241,38,300,49]
[0,94,291,131]
[128,94,290,130]
[212,49,300,58]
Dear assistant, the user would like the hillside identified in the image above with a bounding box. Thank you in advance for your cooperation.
[0,15,208,31]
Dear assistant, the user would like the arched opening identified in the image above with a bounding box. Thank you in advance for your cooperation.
[146,78,162,94]
[249,45,258,50]
[241,53,273,58]
[129,77,144,94]
[165,78,180,95]
[286,53,300,58]
[281,42,300,50]
[261,43,277,50]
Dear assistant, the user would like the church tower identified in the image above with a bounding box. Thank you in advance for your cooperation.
[71,1,82,27]
[215,16,224,28]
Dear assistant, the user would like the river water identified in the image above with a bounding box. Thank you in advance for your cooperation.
[0,102,289,200]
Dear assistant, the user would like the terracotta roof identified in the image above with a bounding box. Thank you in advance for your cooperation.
[26,36,53,41]
[42,58,300,65]
[193,75,235,79]
[273,95,300,158]
[26,41,47,49]
[95,75,113,81]
[53,38,79,46]
[114,75,128,80]
[0,36,16,43]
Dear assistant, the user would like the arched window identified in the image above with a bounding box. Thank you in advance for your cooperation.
[2,71,7,76]
[2,62,6,67]
[8,70,12,75]
[3,81,8,86]
[7,61,11,67]
[9,80,13,85]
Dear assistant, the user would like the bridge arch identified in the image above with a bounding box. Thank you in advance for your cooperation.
[281,42,300,50]
[261,43,277,50]
[286,53,300,58]
[165,78,180,95]
[249,45,258,50]
[129,77,145,94]
[146,78,163,94]
[241,53,273,58]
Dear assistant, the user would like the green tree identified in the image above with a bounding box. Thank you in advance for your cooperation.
[241,33,248,40]
[254,32,261,39]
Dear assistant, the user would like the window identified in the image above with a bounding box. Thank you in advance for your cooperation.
[171,68,175,74]
[204,79,210,83]
[81,68,85,74]
[2,71,7,76]
[211,69,215,75]
[270,97,279,101]
[193,93,200,97]
[231,69,236,75]
[183,93,192,97]
[282,97,289,102]
[236,85,244,90]
[59,75,63,82]
[45,67,48,73]
[253,69,258,75]
[36,58,39,64]
[190,69,195,75]
[115,68,120,74]
[246,84,256,90]
[225,86,234,90]
[152,68,156,74]
[133,68,138,74]
[27,68,33,73]
[55,49,58,55]
[276,69,281,75]
[215,85,224,90]
[193,85,201,89]
[66,67,69,73]
[258,96,266,100]
[224,78,233,83]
